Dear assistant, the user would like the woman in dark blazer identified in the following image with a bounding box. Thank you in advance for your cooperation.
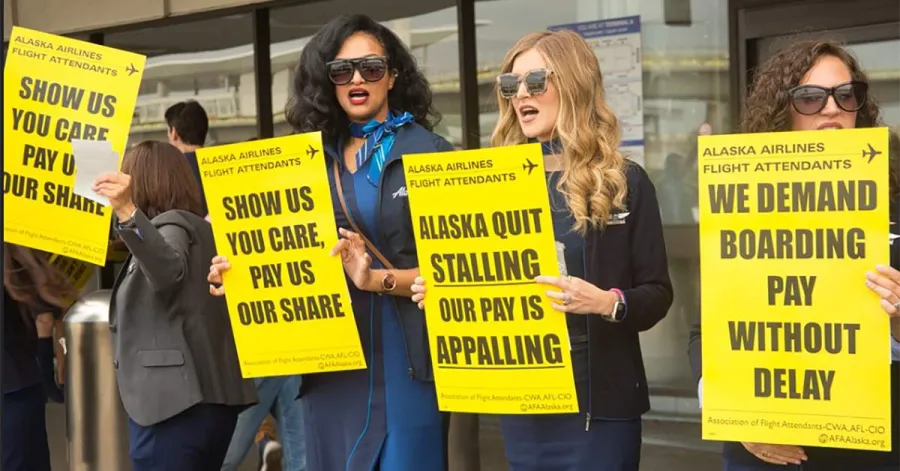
[2,244,79,471]
[208,14,454,471]
[413,29,673,471]
[92,140,257,471]
[687,40,899,471]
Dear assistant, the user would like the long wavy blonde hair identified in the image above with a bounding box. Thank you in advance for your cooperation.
[491,30,627,234]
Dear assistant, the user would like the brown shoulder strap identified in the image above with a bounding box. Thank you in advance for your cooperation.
[332,161,396,270]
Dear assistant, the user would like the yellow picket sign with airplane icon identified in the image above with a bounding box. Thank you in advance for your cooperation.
[699,127,892,451]
[403,143,579,415]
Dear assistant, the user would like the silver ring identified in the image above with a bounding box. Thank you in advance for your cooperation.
[893,301,900,311]
[563,294,572,306]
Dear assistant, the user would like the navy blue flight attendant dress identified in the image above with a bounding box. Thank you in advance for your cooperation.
[500,161,642,471]
[2,289,53,471]
[301,121,445,471]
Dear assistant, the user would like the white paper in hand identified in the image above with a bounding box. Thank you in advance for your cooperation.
[71,139,119,206]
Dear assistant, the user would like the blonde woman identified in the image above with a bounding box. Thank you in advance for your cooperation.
[412,30,672,470]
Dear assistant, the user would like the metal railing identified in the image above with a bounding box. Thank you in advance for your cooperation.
[132,90,242,125]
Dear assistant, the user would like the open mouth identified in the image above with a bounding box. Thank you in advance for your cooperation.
[519,106,539,122]
[817,123,843,130]
[349,88,369,105]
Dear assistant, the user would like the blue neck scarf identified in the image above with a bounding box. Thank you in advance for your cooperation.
[540,137,564,156]
[348,110,415,186]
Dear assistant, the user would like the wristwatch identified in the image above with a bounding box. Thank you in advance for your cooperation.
[380,271,397,294]
[117,207,138,230]
[602,289,626,322]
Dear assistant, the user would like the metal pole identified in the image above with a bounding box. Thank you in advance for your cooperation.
[64,290,131,471]
[449,2,484,468]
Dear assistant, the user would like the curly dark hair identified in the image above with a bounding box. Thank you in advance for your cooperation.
[741,40,881,133]
[285,14,440,142]
[741,39,897,197]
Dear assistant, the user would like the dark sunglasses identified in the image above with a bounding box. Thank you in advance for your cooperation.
[788,81,867,116]
[326,57,388,85]
[497,69,553,99]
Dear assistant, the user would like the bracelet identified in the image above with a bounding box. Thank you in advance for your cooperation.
[610,288,625,305]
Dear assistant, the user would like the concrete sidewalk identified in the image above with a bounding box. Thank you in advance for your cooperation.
[46,403,721,470]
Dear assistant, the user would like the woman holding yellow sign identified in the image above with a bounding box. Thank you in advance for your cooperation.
[413,29,673,471]
[94,142,257,471]
[208,13,454,471]
[687,40,899,471]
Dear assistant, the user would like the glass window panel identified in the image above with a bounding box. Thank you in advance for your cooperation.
[848,39,900,133]
[105,14,258,147]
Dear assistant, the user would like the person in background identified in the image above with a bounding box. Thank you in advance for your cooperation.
[208,13,454,471]
[165,100,210,215]
[255,416,283,471]
[221,374,305,471]
[92,140,257,471]
[656,152,691,224]
[3,244,79,471]
[413,29,673,471]
[687,39,900,471]
[685,122,712,223]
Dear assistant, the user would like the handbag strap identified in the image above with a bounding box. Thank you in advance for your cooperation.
[332,161,396,270]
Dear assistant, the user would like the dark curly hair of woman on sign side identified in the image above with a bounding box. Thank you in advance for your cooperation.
[208,13,456,471]
[688,39,900,471]
[285,17,440,140]
[3,244,79,471]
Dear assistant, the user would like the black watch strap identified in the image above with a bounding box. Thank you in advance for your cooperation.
[117,208,138,229]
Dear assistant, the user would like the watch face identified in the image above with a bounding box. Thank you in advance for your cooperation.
[383,273,397,291]
[614,302,625,321]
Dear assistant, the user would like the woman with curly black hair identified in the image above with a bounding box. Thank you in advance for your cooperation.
[209,13,453,471]
[688,39,899,471]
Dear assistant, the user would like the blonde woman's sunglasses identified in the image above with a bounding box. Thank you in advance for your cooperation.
[497,68,553,99]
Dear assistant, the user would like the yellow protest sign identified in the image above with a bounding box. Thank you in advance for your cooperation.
[405,143,578,414]
[3,27,146,265]
[700,128,892,451]
[197,133,365,378]
[48,253,96,308]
